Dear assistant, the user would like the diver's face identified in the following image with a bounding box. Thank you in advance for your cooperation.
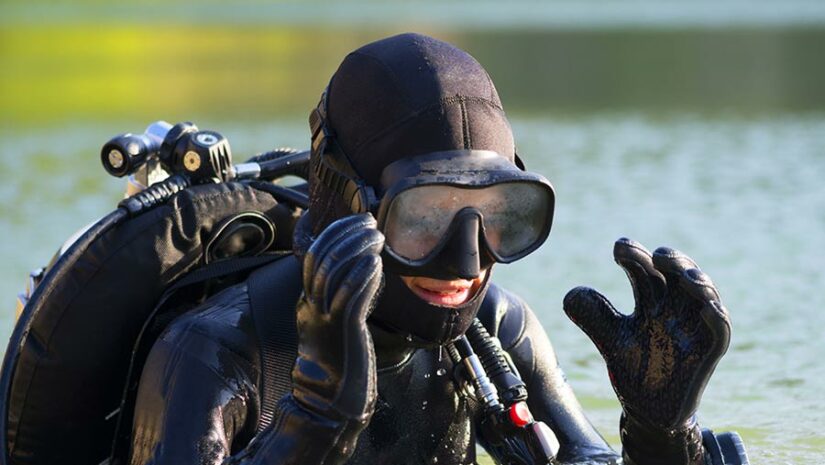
[400,269,488,307]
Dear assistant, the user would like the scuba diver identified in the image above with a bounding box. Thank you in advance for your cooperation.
[1,33,749,465]
[127,33,748,465]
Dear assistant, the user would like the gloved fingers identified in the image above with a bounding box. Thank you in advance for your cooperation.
[340,254,384,326]
[563,286,624,353]
[330,254,383,418]
[651,247,706,313]
[678,267,723,305]
[327,251,382,323]
[699,300,732,356]
[651,246,700,281]
[303,213,377,298]
[315,228,384,310]
[337,254,382,389]
[653,249,729,344]
[613,238,666,317]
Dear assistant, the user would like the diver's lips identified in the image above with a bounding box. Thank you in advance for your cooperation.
[408,282,473,307]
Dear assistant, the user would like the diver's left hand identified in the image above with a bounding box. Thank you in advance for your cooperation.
[563,238,731,431]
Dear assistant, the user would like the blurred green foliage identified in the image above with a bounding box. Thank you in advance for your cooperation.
[0,24,386,124]
[2,2,825,127]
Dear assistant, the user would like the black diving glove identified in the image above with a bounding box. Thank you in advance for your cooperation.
[231,214,384,465]
[292,213,383,424]
[563,238,732,465]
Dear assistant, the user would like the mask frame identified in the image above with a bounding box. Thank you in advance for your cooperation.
[374,150,555,266]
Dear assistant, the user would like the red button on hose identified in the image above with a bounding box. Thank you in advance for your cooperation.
[508,401,533,427]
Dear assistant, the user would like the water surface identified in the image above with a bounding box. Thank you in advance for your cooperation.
[2,113,823,463]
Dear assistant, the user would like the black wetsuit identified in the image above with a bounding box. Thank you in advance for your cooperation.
[126,31,746,465]
[128,255,621,465]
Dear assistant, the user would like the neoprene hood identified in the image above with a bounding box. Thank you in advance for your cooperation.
[307,32,518,347]
[309,32,516,233]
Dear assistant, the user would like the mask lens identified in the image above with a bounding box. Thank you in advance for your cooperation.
[382,182,552,261]
[481,182,552,257]
[383,185,463,260]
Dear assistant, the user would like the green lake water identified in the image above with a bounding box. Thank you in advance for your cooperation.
[2,2,824,463]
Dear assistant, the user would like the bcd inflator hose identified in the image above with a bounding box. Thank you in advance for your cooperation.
[118,175,191,217]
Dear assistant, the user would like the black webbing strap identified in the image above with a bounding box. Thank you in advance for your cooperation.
[247,255,303,432]
[165,254,285,299]
[312,151,373,213]
[110,253,287,461]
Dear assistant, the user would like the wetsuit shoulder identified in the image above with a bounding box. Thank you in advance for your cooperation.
[160,283,261,368]
[476,283,621,464]
[130,283,262,465]
[476,283,529,349]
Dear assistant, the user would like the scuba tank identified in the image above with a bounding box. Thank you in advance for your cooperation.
[0,121,311,465]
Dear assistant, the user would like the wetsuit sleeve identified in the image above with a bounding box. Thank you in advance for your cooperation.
[480,285,622,464]
[129,285,261,465]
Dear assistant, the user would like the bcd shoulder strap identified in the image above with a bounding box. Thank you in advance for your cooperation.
[109,253,288,463]
[247,254,303,432]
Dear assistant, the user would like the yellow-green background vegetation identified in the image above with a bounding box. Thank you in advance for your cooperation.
[3,1,825,126]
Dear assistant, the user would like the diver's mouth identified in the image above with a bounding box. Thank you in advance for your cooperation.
[406,278,475,307]
[410,281,472,307]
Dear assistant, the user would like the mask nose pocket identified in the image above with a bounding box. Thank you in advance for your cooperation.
[205,211,276,264]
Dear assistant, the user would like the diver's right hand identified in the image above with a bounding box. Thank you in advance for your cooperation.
[291,213,384,422]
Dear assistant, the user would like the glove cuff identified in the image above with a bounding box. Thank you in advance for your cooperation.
[228,395,368,465]
[620,413,704,465]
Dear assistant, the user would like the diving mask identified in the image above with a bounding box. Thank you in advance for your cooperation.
[314,148,555,278]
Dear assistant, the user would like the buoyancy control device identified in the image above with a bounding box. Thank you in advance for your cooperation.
[0,121,311,465]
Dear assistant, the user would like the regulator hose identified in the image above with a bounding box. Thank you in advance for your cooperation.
[246,149,311,181]
[465,319,529,405]
[245,148,300,164]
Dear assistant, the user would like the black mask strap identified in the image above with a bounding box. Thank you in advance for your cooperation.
[309,88,377,214]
